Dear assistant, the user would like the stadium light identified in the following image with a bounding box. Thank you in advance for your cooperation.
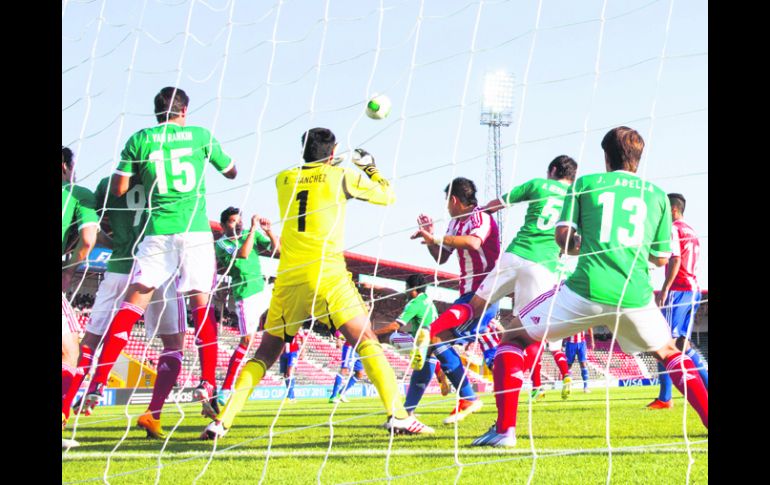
[480,71,515,240]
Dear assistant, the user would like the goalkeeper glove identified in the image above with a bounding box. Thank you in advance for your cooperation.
[352,148,382,180]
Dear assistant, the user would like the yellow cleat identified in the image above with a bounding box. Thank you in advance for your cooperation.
[561,376,572,400]
[137,411,167,439]
[411,328,430,371]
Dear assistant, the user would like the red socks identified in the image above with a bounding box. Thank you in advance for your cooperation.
[193,306,218,387]
[665,352,708,428]
[531,352,543,388]
[90,303,143,388]
[62,344,94,419]
[430,303,473,338]
[493,344,525,434]
[222,342,249,391]
[62,363,77,419]
[552,349,570,378]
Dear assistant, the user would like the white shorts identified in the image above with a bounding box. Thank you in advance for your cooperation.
[87,272,186,337]
[62,292,79,336]
[234,287,272,336]
[475,252,559,316]
[519,284,671,354]
[131,232,216,293]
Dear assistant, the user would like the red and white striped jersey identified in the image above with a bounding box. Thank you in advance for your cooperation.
[479,322,501,353]
[669,219,700,292]
[567,331,586,344]
[445,207,500,295]
[290,328,308,353]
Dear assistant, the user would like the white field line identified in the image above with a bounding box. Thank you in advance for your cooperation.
[64,442,707,460]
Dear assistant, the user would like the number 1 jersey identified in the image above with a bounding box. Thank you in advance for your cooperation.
[274,161,395,286]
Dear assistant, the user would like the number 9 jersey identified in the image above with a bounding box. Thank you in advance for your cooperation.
[274,161,395,286]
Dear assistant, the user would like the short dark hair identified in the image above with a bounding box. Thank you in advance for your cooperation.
[444,177,478,207]
[601,126,645,171]
[406,274,426,293]
[62,146,74,168]
[548,155,577,182]
[301,127,336,163]
[668,193,686,213]
[220,206,240,224]
[155,87,190,123]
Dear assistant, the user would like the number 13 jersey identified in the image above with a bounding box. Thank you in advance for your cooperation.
[274,161,395,286]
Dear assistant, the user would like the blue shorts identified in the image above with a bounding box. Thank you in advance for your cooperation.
[565,341,587,365]
[451,292,500,345]
[279,351,298,374]
[662,291,701,339]
[340,344,363,372]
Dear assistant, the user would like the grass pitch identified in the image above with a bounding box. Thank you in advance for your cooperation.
[62,386,707,484]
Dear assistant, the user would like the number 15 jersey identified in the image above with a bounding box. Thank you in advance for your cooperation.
[274,161,395,286]
[116,123,233,236]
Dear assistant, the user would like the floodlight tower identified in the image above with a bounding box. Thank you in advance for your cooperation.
[480,71,514,242]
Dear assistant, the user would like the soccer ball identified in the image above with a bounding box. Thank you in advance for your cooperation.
[365,94,391,120]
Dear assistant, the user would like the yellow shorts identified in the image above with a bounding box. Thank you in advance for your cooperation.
[265,271,367,341]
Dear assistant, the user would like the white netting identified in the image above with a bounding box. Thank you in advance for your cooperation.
[62,0,707,483]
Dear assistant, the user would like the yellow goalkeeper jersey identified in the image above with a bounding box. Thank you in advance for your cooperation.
[275,161,395,286]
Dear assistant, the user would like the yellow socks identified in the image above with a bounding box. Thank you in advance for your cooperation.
[357,340,408,420]
[218,359,266,429]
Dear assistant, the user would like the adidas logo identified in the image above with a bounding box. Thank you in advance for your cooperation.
[115,331,129,341]
[159,363,170,372]
[449,309,462,319]
[531,316,541,325]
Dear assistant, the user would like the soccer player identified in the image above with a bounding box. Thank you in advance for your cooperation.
[564,329,594,393]
[329,331,364,403]
[215,207,280,406]
[472,126,708,447]
[374,274,451,396]
[200,127,431,439]
[80,87,237,420]
[61,146,99,449]
[68,175,187,440]
[409,177,500,424]
[280,327,308,402]
[648,193,707,409]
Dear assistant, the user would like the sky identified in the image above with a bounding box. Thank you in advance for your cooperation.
[62,0,708,289]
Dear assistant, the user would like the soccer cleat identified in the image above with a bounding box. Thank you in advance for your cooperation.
[137,411,167,439]
[62,438,80,450]
[530,387,545,401]
[385,415,435,435]
[436,367,451,396]
[646,398,673,409]
[216,388,232,407]
[329,394,341,404]
[194,382,220,419]
[200,420,228,440]
[583,387,591,393]
[339,394,350,403]
[471,424,516,447]
[80,383,105,416]
[283,397,297,404]
[411,328,430,371]
[561,376,572,400]
[443,398,483,424]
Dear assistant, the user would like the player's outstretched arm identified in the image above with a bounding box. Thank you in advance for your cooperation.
[62,224,97,292]
[555,226,581,256]
[259,216,280,255]
[236,215,260,259]
[410,215,453,264]
[481,197,506,214]
[343,148,396,206]
[222,165,237,179]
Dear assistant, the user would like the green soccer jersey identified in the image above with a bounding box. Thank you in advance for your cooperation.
[61,181,99,254]
[115,123,233,236]
[94,177,148,274]
[502,178,571,273]
[396,292,439,337]
[559,171,672,308]
[215,232,272,301]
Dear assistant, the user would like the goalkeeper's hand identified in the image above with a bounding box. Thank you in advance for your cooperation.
[352,148,380,179]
